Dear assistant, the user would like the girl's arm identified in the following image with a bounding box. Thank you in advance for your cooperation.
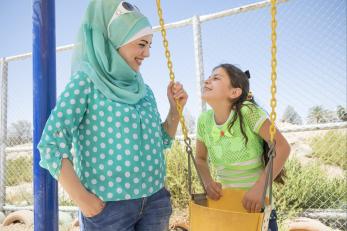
[59,159,105,217]
[195,140,222,200]
[242,119,291,212]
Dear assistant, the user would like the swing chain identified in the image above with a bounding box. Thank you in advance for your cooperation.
[270,0,278,143]
[155,0,207,198]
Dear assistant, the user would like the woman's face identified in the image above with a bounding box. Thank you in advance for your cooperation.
[118,34,153,72]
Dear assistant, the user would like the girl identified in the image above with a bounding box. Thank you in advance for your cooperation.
[195,63,290,230]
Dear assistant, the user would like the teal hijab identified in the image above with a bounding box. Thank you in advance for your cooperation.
[72,0,152,104]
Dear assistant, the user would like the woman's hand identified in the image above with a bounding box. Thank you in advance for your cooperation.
[167,81,188,112]
[242,183,264,213]
[78,191,106,218]
[205,180,223,200]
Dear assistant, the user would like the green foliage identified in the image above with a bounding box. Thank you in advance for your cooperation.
[165,141,204,209]
[5,156,33,186]
[165,143,346,224]
[274,158,347,222]
[309,131,347,169]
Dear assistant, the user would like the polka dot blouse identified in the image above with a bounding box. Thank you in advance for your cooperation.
[38,72,173,201]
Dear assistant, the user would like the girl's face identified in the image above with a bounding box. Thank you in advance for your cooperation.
[202,67,241,103]
[118,34,153,72]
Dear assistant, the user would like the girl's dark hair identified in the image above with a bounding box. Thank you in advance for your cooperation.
[214,63,285,184]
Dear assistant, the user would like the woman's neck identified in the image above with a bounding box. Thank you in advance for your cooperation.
[210,102,233,125]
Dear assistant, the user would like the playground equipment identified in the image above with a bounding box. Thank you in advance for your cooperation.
[155,0,279,230]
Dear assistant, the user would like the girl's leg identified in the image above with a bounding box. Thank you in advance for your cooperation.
[268,210,278,231]
[135,187,172,231]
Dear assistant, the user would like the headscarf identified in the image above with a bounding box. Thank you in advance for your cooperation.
[72,0,153,104]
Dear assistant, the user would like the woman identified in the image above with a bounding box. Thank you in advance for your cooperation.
[38,1,188,230]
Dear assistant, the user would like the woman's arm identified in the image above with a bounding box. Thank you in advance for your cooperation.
[195,140,222,200]
[59,159,105,217]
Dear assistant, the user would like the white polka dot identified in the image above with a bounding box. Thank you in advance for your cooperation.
[52,162,58,169]
[133,178,139,183]
[133,134,138,140]
[99,164,104,170]
[59,143,66,148]
[134,167,139,172]
[108,182,114,187]
[108,160,113,165]
[124,117,129,122]
[84,172,89,177]
[107,106,112,111]
[70,99,76,105]
[117,187,122,193]
[99,111,104,117]
[125,172,130,177]
[107,193,113,198]
[124,127,130,133]
[100,153,106,159]
[125,161,130,167]
[125,183,130,189]
[57,112,63,118]
[80,98,85,104]
[108,127,113,133]
[134,189,139,195]
[91,179,97,184]
[125,194,131,199]
[116,177,122,182]
[143,134,148,139]
[115,111,121,117]
[117,144,122,150]
[125,138,130,144]
[109,149,114,155]
[116,166,122,171]
[100,175,105,181]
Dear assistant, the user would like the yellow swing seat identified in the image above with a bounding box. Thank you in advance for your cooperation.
[189,189,271,231]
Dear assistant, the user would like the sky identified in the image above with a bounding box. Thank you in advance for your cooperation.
[0,0,346,127]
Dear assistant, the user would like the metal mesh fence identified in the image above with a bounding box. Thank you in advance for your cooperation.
[0,0,346,230]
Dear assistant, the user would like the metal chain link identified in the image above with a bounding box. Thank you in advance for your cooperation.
[270,0,278,142]
[155,0,207,197]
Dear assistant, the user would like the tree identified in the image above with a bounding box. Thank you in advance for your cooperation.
[307,106,328,124]
[7,120,32,146]
[337,105,347,121]
[281,105,302,124]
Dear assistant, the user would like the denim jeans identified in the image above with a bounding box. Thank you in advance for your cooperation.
[80,187,172,231]
[268,210,278,231]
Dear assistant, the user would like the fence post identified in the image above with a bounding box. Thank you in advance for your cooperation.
[192,15,206,113]
[0,58,8,213]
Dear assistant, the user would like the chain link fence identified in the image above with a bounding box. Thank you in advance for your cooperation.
[1,0,346,230]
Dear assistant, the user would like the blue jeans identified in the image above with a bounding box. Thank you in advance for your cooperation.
[80,187,172,231]
[268,210,278,231]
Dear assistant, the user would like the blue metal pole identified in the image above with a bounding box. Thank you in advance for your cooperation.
[33,0,58,230]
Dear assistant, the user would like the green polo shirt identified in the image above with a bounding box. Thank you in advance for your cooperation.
[38,71,172,201]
